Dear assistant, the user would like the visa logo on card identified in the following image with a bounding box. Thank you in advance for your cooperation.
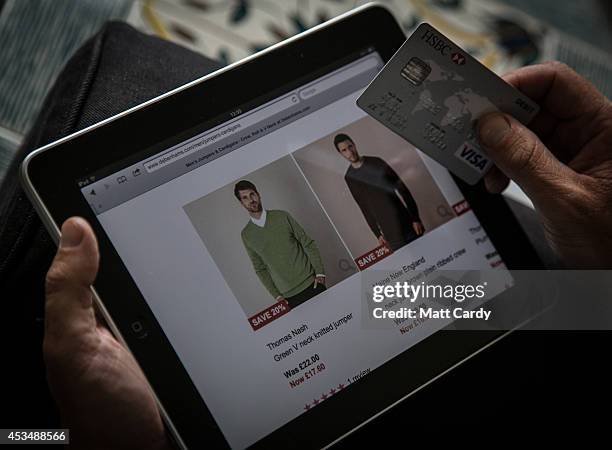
[357,23,539,185]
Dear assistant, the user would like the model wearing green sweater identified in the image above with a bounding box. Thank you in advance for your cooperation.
[241,209,325,298]
[235,180,326,306]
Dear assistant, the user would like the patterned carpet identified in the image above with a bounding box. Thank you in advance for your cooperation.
[1,0,611,185]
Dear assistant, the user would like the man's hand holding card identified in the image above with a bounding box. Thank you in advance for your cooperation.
[357,23,539,185]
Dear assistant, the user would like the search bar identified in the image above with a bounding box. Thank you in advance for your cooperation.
[298,56,380,100]
[144,94,300,173]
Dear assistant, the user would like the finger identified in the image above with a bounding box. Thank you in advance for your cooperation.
[45,217,100,343]
[502,62,605,119]
[478,112,578,205]
[484,165,510,194]
[94,305,109,328]
[503,62,608,161]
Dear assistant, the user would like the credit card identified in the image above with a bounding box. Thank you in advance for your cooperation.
[357,22,539,185]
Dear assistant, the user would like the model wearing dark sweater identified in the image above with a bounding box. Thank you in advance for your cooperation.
[344,156,422,251]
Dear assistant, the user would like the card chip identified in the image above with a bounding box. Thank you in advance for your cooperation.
[400,57,431,86]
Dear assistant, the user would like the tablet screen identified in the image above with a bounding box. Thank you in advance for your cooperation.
[79,49,508,448]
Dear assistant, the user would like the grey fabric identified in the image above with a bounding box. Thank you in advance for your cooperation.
[0,0,131,134]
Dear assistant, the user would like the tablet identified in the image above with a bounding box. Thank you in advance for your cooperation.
[21,4,543,448]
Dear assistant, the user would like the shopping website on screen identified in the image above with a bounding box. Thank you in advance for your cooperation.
[81,53,509,448]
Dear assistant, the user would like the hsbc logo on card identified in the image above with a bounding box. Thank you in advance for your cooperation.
[451,52,466,65]
[454,142,489,173]
[420,27,466,65]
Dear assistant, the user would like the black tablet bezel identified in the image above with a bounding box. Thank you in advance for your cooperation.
[22,5,543,449]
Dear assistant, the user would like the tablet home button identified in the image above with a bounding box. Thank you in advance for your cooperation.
[130,319,149,339]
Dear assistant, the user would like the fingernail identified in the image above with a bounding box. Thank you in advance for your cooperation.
[478,113,511,148]
[60,218,84,248]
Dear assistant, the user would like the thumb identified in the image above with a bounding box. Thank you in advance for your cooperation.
[478,112,576,204]
[45,217,100,344]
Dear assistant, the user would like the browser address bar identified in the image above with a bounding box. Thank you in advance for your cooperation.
[144,94,300,173]
[298,55,379,100]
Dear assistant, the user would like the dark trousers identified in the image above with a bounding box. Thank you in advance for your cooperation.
[0,22,222,428]
[388,232,418,252]
[285,282,327,309]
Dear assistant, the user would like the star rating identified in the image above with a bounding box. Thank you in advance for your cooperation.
[304,383,347,411]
